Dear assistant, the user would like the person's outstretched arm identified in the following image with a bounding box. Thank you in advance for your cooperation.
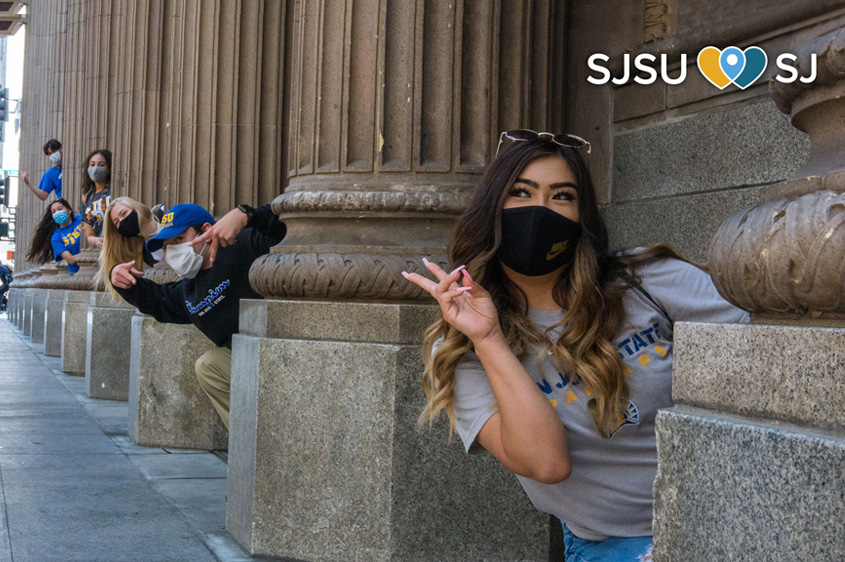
[111,261,192,324]
[20,172,49,201]
[405,261,571,484]
[189,203,286,263]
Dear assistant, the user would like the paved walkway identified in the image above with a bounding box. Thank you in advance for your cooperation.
[0,316,270,562]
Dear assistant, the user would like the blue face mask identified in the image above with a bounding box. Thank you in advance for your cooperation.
[52,210,69,225]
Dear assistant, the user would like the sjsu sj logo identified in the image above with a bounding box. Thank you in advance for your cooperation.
[588,46,817,88]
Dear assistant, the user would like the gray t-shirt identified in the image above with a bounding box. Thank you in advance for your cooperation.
[452,258,749,541]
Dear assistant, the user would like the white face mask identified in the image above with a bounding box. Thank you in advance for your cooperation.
[49,151,62,163]
[164,242,206,279]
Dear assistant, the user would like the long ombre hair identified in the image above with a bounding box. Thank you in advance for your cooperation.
[421,138,688,437]
[95,197,156,299]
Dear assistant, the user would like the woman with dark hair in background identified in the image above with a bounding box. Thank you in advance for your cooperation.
[26,198,84,276]
[80,149,112,248]
[404,131,747,561]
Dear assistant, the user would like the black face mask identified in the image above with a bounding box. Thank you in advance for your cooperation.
[118,211,142,238]
[497,206,581,276]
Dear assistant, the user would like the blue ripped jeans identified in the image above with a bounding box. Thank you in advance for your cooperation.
[562,523,653,562]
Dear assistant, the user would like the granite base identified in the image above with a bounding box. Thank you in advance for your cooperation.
[61,291,93,376]
[85,293,136,400]
[44,290,68,357]
[22,289,33,337]
[30,289,49,344]
[129,315,228,450]
[227,299,549,562]
[653,321,845,561]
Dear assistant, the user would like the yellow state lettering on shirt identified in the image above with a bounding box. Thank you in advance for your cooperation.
[549,398,557,407]
[638,354,651,367]
[584,388,592,396]
[655,345,667,357]
[566,391,578,404]
[623,364,634,377]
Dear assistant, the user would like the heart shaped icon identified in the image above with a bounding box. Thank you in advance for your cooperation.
[698,46,731,89]
[733,47,767,89]
[697,46,768,90]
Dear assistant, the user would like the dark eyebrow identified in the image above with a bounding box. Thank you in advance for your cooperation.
[514,177,538,188]
[514,178,578,190]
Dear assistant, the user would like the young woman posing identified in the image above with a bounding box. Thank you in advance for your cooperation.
[94,197,161,299]
[80,149,113,247]
[26,199,85,276]
[404,132,747,562]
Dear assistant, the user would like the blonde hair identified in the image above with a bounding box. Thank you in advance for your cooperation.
[419,139,695,437]
[94,197,157,300]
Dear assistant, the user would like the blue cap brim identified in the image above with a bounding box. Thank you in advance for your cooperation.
[145,225,190,253]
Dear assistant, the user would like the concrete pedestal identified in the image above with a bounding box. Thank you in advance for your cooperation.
[44,290,68,357]
[227,300,548,562]
[22,289,34,337]
[7,288,18,325]
[62,291,94,376]
[30,289,49,344]
[654,322,845,560]
[85,293,136,400]
[129,315,228,449]
[13,288,22,328]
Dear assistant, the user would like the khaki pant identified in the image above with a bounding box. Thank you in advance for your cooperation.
[194,346,232,429]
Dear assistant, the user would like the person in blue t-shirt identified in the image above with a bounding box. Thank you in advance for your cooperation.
[26,198,84,275]
[20,139,63,201]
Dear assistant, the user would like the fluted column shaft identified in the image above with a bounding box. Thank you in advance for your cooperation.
[251,0,568,301]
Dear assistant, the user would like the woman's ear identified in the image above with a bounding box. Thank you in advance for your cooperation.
[201,223,213,233]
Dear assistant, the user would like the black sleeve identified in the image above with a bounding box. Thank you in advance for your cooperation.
[142,247,158,267]
[246,204,287,246]
[112,268,193,324]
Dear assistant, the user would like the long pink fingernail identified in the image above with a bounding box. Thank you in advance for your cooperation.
[401,271,410,279]
[457,286,472,292]
[450,265,466,276]
[422,257,431,266]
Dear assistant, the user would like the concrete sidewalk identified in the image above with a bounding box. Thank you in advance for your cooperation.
[0,316,271,562]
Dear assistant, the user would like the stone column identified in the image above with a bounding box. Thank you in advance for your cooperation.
[654,29,845,560]
[157,0,288,212]
[227,1,567,560]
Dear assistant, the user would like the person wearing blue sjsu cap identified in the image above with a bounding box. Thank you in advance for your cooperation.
[110,201,286,429]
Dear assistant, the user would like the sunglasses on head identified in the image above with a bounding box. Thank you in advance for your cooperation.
[496,129,592,157]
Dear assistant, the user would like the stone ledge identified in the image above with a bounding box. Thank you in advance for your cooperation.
[673,321,845,432]
[239,299,440,344]
[654,406,845,561]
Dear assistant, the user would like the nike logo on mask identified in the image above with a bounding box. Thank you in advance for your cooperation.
[546,241,569,260]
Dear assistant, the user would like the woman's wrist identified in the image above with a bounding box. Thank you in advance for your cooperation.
[471,328,508,355]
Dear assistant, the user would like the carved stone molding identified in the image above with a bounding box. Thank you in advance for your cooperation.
[249,252,448,301]
[273,189,470,215]
[644,0,676,43]
[770,28,845,116]
[31,264,59,289]
[766,28,845,201]
[144,262,182,284]
[11,272,34,289]
[709,190,845,316]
